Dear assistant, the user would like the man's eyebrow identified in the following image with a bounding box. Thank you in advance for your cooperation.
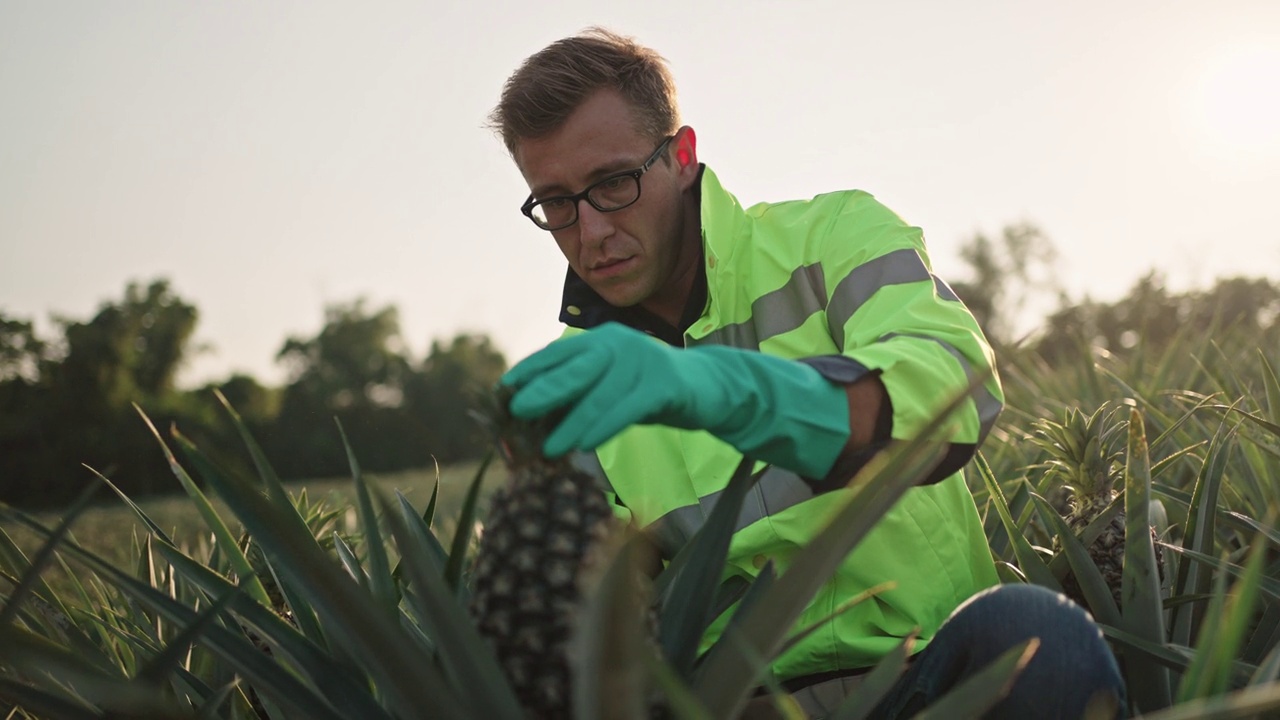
[531,156,641,198]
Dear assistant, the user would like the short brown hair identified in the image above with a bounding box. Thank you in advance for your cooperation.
[490,27,680,159]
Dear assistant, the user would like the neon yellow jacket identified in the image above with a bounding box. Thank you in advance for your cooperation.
[559,166,1001,680]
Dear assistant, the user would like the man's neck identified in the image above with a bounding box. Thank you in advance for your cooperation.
[639,259,697,327]
[638,189,704,327]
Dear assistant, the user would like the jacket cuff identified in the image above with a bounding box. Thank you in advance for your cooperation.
[797,354,896,491]
[796,354,893,444]
[797,354,873,384]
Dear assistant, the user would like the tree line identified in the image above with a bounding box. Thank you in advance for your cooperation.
[3,226,1277,508]
[946,223,1280,362]
[0,280,507,507]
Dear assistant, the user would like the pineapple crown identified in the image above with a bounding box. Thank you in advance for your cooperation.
[470,384,570,469]
[1029,402,1129,498]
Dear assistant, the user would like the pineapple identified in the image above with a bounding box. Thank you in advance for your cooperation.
[1030,403,1163,612]
[468,386,617,719]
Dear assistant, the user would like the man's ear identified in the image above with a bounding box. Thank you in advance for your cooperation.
[673,126,698,189]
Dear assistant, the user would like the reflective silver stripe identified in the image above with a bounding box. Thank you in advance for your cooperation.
[697,252,962,352]
[880,332,1002,444]
[645,507,703,559]
[827,248,931,348]
[699,264,827,350]
[933,275,961,303]
[643,464,816,558]
[569,451,614,495]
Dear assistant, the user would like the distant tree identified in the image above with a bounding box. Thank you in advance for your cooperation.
[265,299,513,478]
[0,279,206,505]
[1189,276,1280,333]
[1035,273,1280,363]
[209,373,281,428]
[48,279,199,411]
[271,299,417,478]
[950,222,1059,347]
[405,333,507,463]
[2,283,518,503]
[277,300,409,413]
[1037,272,1184,358]
[0,311,56,502]
[0,313,46,383]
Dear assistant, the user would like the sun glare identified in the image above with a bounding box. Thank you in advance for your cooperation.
[1191,43,1280,160]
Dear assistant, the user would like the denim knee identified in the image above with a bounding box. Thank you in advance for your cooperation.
[872,584,1126,719]
[942,584,1125,718]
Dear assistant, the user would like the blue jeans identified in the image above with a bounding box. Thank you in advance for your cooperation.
[869,584,1126,719]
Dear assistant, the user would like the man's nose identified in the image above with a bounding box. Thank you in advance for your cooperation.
[576,199,614,247]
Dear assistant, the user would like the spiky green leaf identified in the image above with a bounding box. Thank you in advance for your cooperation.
[656,455,757,677]
[445,452,493,592]
[910,638,1039,720]
[133,406,271,607]
[829,633,916,720]
[0,479,101,630]
[336,418,398,612]
[571,529,652,720]
[1120,408,1172,713]
[1031,492,1122,626]
[693,369,984,718]
[375,489,523,719]
[976,454,1062,591]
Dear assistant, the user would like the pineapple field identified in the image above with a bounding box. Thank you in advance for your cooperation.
[2,323,1279,719]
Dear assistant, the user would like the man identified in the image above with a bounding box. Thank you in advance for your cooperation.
[492,28,1124,718]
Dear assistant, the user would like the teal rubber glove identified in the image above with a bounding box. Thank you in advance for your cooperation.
[500,322,851,479]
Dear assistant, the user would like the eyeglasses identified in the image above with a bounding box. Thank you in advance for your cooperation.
[521,136,674,231]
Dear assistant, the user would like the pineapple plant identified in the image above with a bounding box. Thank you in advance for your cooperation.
[1030,403,1163,612]
[468,386,619,719]
[7,333,1278,719]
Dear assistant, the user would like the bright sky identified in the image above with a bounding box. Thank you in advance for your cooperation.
[3,1,1278,388]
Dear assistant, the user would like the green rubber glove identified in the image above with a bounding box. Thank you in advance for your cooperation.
[500,322,851,479]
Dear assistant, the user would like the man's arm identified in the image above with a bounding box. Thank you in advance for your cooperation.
[500,284,996,488]
[841,374,888,454]
[501,201,999,485]
[801,195,1004,489]
[502,322,852,479]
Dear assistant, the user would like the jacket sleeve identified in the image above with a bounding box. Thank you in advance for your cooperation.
[805,192,1003,485]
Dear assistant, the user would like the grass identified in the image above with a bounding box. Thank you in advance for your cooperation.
[1,461,507,598]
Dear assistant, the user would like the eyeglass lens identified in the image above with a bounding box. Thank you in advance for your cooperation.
[530,174,640,229]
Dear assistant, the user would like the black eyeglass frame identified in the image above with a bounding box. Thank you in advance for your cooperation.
[520,135,675,231]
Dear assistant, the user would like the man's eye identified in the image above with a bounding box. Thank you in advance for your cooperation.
[599,177,628,190]
[542,198,570,209]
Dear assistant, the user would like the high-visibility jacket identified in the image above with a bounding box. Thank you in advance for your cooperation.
[557,166,1002,681]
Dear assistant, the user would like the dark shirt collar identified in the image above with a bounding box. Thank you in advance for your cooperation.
[558,165,708,347]
[559,255,707,346]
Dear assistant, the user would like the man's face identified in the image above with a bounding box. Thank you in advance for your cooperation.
[515,89,693,311]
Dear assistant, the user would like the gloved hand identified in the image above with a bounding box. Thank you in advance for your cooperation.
[500,322,851,478]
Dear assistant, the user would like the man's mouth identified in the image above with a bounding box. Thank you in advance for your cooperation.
[589,257,635,278]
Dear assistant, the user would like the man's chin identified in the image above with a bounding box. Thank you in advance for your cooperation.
[592,283,646,309]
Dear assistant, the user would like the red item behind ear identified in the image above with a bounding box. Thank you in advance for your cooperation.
[677,149,690,167]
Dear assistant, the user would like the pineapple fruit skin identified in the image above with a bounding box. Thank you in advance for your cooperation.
[469,454,615,719]
[1059,494,1127,611]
